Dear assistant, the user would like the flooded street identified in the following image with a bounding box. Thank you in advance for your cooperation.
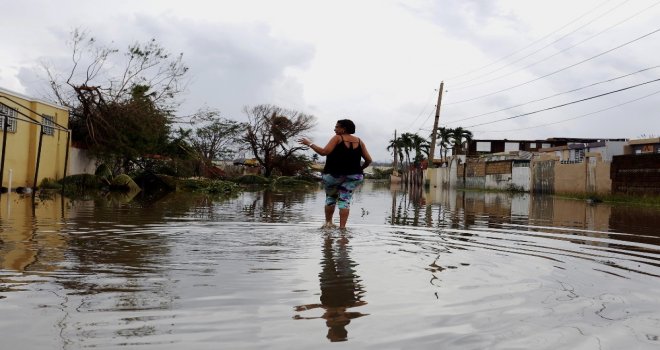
[1,181,660,349]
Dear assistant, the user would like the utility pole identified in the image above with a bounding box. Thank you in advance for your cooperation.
[428,81,445,168]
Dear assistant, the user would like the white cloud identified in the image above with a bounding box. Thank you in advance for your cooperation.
[1,0,659,161]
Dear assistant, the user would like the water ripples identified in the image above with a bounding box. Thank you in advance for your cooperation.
[2,189,660,349]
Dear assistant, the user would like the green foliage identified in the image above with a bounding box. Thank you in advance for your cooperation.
[110,174,141,192]
[59,174,103,197]
[62,174,102,188]
[95,163,113,180]
[388,132,430,169]
[234,174,271,185]
[273,153,312,176]
[242,104,316,177]
[370,167,393,180]
[183,108,247,162]
[271,176,317,188]
[39,178,62,190]
[431,126,474,158]
[177,178,241,195]
[46,30,189,175]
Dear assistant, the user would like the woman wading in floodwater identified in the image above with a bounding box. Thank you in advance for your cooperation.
[298,119,372,229]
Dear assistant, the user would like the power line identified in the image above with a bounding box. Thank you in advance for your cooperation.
[463,77,660,128]
[443,64,660,125]
[445,25,660,106]
[451,0,635,89]
[474,88,660,133]
[446,0,615,81]
[413,109,435,135]
[452,0,660,91]
[404,88,437,130]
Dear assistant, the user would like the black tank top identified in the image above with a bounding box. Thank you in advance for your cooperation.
[323,136,363,176]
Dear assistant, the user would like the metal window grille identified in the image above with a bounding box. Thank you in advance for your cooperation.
[0,104,18,133]
[43,115,55,136]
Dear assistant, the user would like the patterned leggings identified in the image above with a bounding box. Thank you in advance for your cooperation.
[322,174,364,209]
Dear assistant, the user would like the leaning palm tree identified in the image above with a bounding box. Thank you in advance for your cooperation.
[451,127,473,155]
[387,137,405,172]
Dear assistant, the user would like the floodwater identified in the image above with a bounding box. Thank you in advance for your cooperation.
[1,182,660,349]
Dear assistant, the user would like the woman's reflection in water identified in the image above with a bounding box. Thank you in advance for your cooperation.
[294,232,368,342]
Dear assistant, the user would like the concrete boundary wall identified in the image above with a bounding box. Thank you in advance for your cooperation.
[424,154,632,196]
[512,164,531,192]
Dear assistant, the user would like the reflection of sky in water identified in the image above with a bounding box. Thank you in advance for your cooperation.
[0,186,659,349]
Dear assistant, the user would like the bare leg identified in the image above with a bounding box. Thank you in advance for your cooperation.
[324,205,336,227]
[339,208,350,229]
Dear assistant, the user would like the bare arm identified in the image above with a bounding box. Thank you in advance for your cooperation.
[360,141,373,170]
[298,135,340,156]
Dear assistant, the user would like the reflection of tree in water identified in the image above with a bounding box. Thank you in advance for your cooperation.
[58,196,177,303]
[294,235,368,342]
[387,184,433,227]
[241,189,314,223]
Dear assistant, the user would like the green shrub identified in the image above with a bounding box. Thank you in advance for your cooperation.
[62,174,102,189]
[272,176,316,188]
[177,178,241,195]
[39,177,62,190]
[110,174,141,192]
[234,174,271,185]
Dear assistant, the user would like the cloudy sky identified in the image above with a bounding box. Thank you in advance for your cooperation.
[2,0,659,161]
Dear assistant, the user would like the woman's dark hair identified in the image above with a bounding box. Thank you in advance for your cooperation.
[337,119,356,134]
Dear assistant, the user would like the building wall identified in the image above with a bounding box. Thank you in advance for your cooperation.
[485,173,512,190]
[1,88,69,188]
[611,153,660,195]
[512,164,531,192]
[426,150,636,197]
[586,160,611,195]
[601,142,626,161]
[69,146,98,175]
[485,160,512,174]
[554,162,587,194]
[465,176,486,189]
[466,159,486,177]
[531,160,555,194]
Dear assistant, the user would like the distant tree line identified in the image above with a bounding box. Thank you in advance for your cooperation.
[386,127,473,171]
[42,29,473,180]
[43,29,316,179]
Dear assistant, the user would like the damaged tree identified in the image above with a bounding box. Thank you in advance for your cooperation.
[43,28,189,174]
[242,104,315,177]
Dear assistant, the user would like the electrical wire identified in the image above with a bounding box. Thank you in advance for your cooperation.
[442,64,660,125]
[444,26,660,106]
[474,88,660,133]
[446,0,615,81]
[411,109,435,135]
[450,0,660,91]
[404,88,437,130]
[451,0,634,89]
[463,77,660,128]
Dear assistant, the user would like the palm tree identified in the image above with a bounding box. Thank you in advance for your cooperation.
[434,126,453,161]
[451,127,473,155]
[387,137,405,172]
[398,133,416,168]
[408,133,430,165]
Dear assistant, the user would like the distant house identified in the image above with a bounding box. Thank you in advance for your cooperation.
[624,137,660,155]
[0,87,70,190]
[535,140,627,164]
[466,138,626,157]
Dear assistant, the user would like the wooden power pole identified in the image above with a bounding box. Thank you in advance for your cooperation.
[428,81,445,168]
